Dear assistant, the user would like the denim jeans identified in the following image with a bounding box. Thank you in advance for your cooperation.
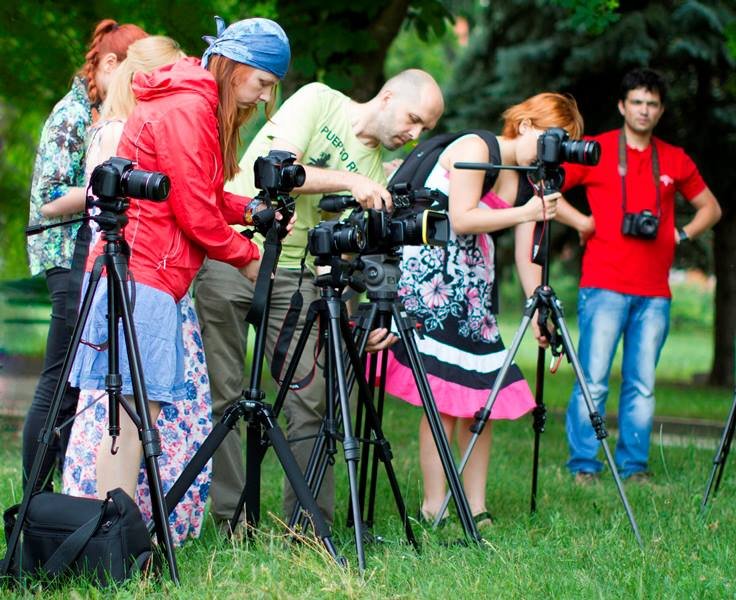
[565,287,670,478]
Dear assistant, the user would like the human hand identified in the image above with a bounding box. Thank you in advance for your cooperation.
[531,315,550,349]
[349,174,393,211]
[526,192,560,222]
[276,207,297,235]
[364,327,398,353]
[239,258,261,282]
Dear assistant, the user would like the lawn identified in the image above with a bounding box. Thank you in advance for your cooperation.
[0,277,733,597]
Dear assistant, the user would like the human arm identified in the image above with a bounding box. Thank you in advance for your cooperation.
[270,137,392,211]
[30,94,90,220]
[155,101,259,268]
[676,187,721,243]
[442,136,559,235]
[555,196,595,245]
[39,187,86,218]
[515,221,550,347]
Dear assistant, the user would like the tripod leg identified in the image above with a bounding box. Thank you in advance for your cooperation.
[325,296,366,571]
[1,261,105,576]
[433,297,539,529]
[112,268,179,582]
[530,346,547,514]
[551,303,644,549]
[340,316,418,549]
[701,387,736,511]
[391,304,480,542]
[256,404,344,564]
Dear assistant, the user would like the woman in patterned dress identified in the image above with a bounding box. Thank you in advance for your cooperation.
[42,36,212,546]
[24,19,147,492]
[385,93,584,526]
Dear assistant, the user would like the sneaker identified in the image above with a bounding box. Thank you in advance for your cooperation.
[626,471,653,484]
[574,471,601,486]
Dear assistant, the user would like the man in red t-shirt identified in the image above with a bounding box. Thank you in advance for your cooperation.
[558,68,721,484]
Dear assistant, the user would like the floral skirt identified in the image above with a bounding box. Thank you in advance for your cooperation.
[62,293,212,545]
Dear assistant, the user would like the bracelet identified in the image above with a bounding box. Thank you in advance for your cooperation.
[244,198,264,226]
[677,228,689,243]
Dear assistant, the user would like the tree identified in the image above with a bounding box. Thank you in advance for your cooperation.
[443,0,735,386]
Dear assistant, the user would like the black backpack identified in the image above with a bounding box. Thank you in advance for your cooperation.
[388,129,500,205]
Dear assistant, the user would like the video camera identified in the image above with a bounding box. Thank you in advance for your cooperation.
[307,183,449,263]
[248,150,305,237]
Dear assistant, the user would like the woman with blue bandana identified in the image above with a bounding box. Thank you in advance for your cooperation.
[67,17,291,502]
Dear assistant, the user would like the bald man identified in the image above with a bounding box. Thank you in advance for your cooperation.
[194,70,445,531]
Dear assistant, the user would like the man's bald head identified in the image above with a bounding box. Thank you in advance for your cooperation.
[373,69,444,150]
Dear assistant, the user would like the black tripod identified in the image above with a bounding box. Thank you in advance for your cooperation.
[273,253,481,571]
[432,161,644,548]
[347,254,482,542]
[1,197,180,582]
[151,211,342,564]
[701,384,736,512]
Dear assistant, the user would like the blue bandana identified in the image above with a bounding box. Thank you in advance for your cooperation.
[201,16,290,79]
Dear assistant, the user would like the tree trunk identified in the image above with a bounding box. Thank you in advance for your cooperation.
[710,206,736,388]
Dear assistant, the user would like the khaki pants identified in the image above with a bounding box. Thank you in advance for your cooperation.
[193,259,333,524]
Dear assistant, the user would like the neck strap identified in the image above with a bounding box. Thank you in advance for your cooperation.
[618,128,661,217]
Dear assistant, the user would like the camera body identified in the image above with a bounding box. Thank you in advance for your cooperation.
[90,157,170,202]
[537,128,601,167]
[621,209,659,239]
[254,150,306,196]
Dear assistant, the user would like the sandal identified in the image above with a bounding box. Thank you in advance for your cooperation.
[472,511,494,529]
[417,509,449,529]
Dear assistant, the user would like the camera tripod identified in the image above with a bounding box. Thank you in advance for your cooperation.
[151,215,342,564]
[1,203,180,582]
[701,384,736,512]
[269,253,482,571]
[437,164,644,548]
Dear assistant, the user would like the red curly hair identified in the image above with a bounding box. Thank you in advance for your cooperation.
[77,19,147,118]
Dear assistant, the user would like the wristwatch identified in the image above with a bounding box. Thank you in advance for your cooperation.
[677,228,689,243]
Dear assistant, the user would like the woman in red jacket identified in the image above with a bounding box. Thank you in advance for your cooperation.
[69,17,291,499]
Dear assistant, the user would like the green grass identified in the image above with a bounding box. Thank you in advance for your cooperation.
[1,397,735,597]
[0,276,732,596]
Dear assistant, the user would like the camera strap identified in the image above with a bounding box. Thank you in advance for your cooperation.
[269,248,322,391]
[618,128,661,217]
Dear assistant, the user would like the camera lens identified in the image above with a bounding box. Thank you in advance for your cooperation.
[122,169,170,202]
[333,224,366,253]
[281,164,306,190]
[561,139,601,166]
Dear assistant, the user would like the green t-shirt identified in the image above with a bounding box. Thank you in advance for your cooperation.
[226,82,386,270]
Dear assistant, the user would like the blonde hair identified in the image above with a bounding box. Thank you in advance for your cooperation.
[101,36,185,120]
[501,93,584,139]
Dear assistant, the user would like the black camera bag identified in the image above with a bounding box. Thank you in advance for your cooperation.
[3,487,152,586]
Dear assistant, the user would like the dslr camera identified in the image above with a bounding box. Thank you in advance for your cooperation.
[249,150,305,237]
[254,149,306,197]
[537,128,600,167]
[90,157,170,202]
[621,209,659,239]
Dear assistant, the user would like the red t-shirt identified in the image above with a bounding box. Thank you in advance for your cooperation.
[563,129,706,298]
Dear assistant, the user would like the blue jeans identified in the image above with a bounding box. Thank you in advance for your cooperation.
[566,288,670,478]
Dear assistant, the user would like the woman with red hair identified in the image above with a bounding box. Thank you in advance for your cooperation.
[68,17,291,500]
[25,19,147,492]
[386,93,584,528]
